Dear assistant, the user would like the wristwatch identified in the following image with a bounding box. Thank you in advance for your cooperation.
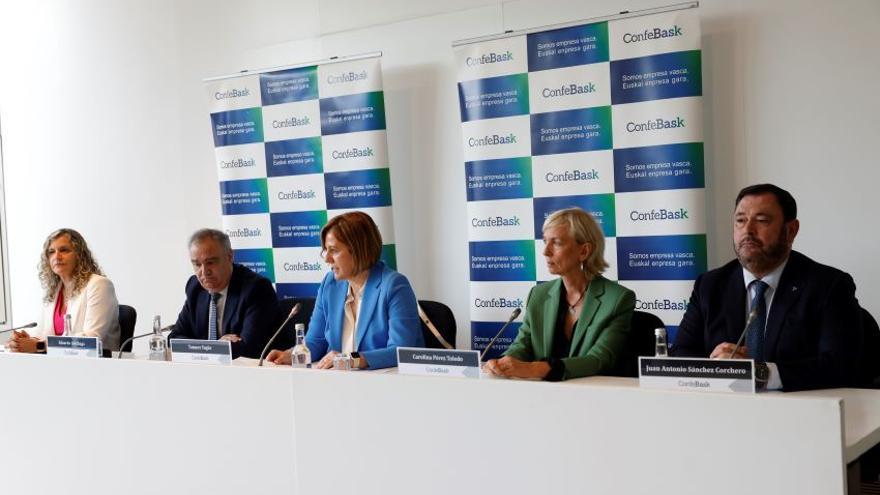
[350,351,362,369]
[36,340,46,353]
[754,361,770,390]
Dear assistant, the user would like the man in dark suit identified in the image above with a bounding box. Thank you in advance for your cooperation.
[672,184,862,391]
[169,229,279,359]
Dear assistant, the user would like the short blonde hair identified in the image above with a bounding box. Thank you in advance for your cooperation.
[543,207,608,276]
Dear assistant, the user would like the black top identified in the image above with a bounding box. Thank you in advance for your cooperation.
[552,281,575,359]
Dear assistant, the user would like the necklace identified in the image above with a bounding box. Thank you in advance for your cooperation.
[567,282,589,315]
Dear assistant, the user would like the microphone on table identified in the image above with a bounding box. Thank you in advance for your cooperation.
[0,322,37,335]
[728,307,759,359]
[259,303,302,367]
[479,308,522,362]
[116,325,175,359]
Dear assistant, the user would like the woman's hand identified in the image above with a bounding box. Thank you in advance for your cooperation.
[6,331,40,353]
[314,350,340,369]
[266,349,292,365]
[484,356,550,379]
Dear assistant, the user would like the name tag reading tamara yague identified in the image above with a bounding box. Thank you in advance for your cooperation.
[170,339,232,365]
[397,347,481,379]
[638,356,755,394]
[46,336,102,358]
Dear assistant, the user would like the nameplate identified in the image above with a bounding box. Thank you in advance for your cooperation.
[170,339,232,365]
[397,347,481,379]
[46,336,102,359]
[638,357,755,393]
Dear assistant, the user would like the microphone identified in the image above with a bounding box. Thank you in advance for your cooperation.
[479,308,522,362]
[116,325,175,359]
[728,307,759,359]
[0,322,37,335]
[259,303,302,367]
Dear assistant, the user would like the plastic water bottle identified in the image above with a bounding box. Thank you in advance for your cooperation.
[63,314,73,336]
[149,315,167,361]
[654,327,669,357]
[291,324,311,368]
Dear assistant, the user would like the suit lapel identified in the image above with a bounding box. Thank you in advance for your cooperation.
[196,291,209,339]
[764,255,804,358]
[542,279,561,357]
[722,268,747,344]
[329,280,347,351]
[355,264,383,351]
[570,277,604,356]
[222,268,240,334]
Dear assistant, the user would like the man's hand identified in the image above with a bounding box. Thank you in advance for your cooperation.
[710,342,749,360]
[266,349,292,365]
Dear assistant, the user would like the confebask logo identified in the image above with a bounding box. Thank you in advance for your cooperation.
[622,25,683,43]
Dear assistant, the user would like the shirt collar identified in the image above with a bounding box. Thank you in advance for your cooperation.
[742,257,789,292]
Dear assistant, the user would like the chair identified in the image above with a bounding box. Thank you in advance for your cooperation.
[418,300,456,349]
[859,307,880,388]
[607,310,664,378]
[273,297,316,350]
[118,304,137,352]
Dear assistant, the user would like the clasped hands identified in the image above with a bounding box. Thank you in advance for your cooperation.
[483,356,551,379]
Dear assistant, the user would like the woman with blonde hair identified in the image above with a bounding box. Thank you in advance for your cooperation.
[484,207,635,381]
[6,228,120,353]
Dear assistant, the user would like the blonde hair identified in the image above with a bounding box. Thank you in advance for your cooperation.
[543,208,608,276]
[38,229,104,303]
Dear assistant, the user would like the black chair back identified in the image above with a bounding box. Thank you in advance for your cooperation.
[118,305,137,352]
[859,307,880,388]
[274,297,316,351]
[607,310,664,378]
[418,300,456,349]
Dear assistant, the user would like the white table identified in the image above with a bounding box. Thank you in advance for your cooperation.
[1,352,877,495]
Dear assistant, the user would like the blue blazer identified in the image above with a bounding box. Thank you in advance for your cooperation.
[306,261,424,369]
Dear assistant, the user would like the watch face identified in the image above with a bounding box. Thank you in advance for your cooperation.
[755,362,769,381]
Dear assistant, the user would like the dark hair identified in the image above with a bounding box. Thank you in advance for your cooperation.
[735,184,797,222]
[321,211,383,274]
[189,228,232,255]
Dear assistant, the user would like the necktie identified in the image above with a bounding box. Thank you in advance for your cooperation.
[746,280,769,361]
[208,292,222,340]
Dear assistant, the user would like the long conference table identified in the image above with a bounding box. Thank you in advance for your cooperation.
[1,351,879,495]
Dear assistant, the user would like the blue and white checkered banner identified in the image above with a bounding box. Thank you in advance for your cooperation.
[455,6,706,358]
[204,54,397,299]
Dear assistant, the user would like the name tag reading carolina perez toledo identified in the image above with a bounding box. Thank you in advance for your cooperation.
[397,347,480,378]
[170,339,232,365]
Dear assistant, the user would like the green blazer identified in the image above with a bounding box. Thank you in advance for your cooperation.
[504,276,635,380]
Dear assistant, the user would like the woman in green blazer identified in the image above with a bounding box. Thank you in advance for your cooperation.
[484,208,635,381]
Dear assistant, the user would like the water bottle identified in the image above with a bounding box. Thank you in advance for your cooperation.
[291,323,311,368]
[63,314,73,336]
[654,327,669,357]
[149,315,167,361]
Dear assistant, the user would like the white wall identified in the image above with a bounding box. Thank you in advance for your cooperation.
[1,0,877,349]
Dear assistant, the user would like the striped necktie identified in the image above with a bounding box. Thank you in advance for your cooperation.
[208,292,222,340]
[746,280,769,361]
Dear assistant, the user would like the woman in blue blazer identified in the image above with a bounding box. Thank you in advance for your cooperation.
[268,211,423,369]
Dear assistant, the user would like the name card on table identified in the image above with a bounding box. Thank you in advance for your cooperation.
[397,347,481,379]
[639,357,755,393]
[46,336,102,358]
[170,339,232,365]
